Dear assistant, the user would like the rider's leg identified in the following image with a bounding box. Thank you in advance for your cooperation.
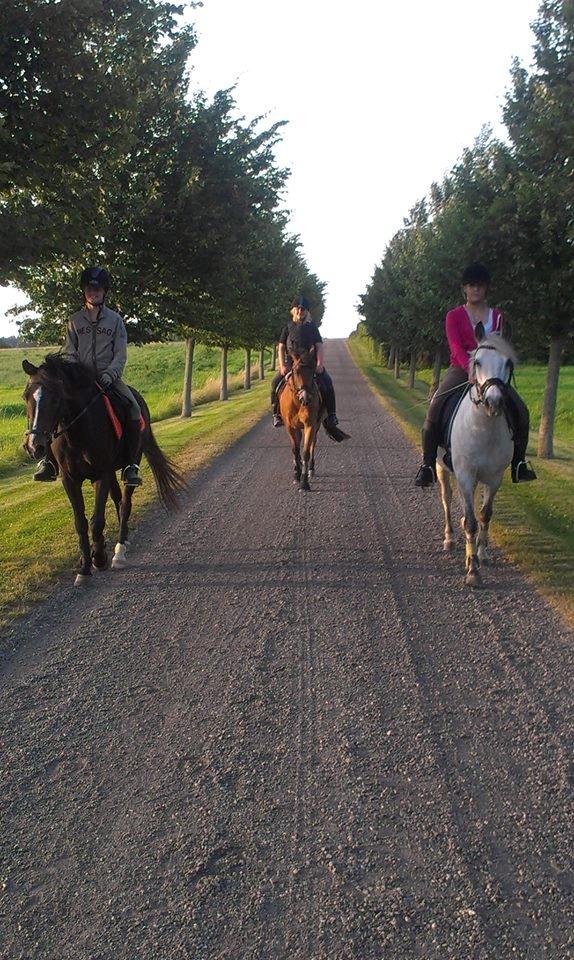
[317,370,338,426]
[271,372,284,426]
[415,367,467,487]
[112,381,144,486]
[507,387,537,482]
[33,444,58,481]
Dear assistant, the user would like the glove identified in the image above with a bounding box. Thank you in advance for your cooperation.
[100,372,113,389]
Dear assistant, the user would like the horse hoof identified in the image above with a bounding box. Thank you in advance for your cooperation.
[299,483,311,493]
[465,572,482,588]
[74,573,91,587]
[111,556,127,570]
[91,562,108,572]
[443,539,454,551]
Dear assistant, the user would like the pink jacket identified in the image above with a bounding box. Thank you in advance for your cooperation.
[446,305,503,373]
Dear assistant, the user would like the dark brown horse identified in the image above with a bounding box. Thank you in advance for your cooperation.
[23,355,186,585]
[278,349,325,491]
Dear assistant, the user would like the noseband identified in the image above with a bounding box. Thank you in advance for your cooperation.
[470,344,512,407]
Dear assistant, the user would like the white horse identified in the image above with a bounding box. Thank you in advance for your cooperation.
[437,329,517,588]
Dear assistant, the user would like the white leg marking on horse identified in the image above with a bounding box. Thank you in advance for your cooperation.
[111,542,128,570]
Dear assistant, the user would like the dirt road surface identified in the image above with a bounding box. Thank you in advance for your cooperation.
[2,340,573,960]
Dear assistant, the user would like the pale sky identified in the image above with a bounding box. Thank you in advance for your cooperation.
[0,0,540,338]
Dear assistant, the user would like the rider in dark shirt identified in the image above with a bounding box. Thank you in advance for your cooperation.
[270,296,338,429]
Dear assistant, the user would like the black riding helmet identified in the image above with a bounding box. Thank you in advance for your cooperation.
[291,295,310,310]
[461,262,490,286]
[80,266,111,292]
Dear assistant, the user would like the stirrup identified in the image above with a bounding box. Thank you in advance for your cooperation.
[122,463,142,486]
[33,459,58,481]
[512,460,537,483]
[414,463,436,487]
[324,413,339,428]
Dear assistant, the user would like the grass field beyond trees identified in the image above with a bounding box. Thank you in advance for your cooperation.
[349,333,574,627]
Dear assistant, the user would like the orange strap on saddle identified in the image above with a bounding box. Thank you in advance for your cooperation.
[97,385,145,440]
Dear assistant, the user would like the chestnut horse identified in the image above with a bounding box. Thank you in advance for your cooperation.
[278,349,324,492]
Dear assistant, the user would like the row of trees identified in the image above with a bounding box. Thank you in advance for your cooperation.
[0,0,325,413]
[358,0,573,457]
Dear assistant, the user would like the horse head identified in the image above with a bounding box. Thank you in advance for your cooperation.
[289,349,316,406]
[22,355,94,460]
[470,330,516,417]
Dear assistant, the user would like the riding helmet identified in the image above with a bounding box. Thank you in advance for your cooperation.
[291,295,310,310]
[461,263,490,287]
[80,266,111,291]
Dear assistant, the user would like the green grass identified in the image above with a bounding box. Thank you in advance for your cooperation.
[348,334,574,626]
[0,341,271,626]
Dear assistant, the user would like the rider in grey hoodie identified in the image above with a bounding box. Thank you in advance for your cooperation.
[33,267,143,486]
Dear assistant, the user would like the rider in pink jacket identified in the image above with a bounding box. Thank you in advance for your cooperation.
[414,262,537,487]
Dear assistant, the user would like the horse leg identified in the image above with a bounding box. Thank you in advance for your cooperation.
[90,477,110,570]
[287,427,302,484]
[459,477,481,587]
[299,425,313,492]
[478,483,498,566]
[61,475,92,586]
[112,482,135,570]
[309,427,318,478]
[437,465,455,550]
[109,472,123,524]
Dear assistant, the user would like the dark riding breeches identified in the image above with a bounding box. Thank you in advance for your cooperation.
[422,366,530,465]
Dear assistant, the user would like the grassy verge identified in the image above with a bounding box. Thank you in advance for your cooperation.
[0,380,270,627]
[348,335,574,627]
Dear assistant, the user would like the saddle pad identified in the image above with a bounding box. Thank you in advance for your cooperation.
[438,383,470,450]
[100,392,145,440]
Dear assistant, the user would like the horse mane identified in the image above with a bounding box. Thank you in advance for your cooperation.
[470,334,518,367]
[39,354,97,394]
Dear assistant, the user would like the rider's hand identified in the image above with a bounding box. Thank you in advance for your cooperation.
[100,372,113,389]
[316,362,324,374]
[280,364,288,376]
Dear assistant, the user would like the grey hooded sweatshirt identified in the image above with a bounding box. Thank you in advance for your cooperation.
[64,304,127,382]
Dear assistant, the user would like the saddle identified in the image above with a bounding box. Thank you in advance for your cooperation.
[436,383,470,468]
[101,385,145,440]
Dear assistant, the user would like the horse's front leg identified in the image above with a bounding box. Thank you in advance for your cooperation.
[287,427,302,484]
[436,464,454,551]
[111,481,135,570]
[459,475,481,587]
[91,476,111,570]
[61,475,92,586]
[299,424,313,492]
[477,480,500,566]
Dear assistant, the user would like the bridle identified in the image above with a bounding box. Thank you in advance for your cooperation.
[25,382,103,443]
[288,356,318,406]
[469,344,513,407]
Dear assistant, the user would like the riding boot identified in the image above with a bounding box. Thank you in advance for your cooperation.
[122,421,143,486]
[506,389,537,483]
[33,456,58,481]
[414,422,438,486]
[271,374,284,426]
[318,372,338,427]
[511,438,537,483]
[33,446,58,481]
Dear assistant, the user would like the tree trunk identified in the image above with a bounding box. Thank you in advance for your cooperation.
[538,335,564,458]
[430,349,442,398]
[379,342,385,366]
[394,348,400,379]
[270,343,277,371]
[220,344,229,401]
[181,337,195,418]
[408,350,416,389]
[387,345,395,369]
[244,348,251,390]
[259,348,265,381]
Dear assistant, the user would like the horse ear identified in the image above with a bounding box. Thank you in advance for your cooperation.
[474,321,486,343]
[22,359,38,375]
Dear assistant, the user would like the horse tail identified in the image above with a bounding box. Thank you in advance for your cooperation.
[323,421,351,443]
[142,427,188,511]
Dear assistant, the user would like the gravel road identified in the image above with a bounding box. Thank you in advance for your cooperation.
[1,340,573,960]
